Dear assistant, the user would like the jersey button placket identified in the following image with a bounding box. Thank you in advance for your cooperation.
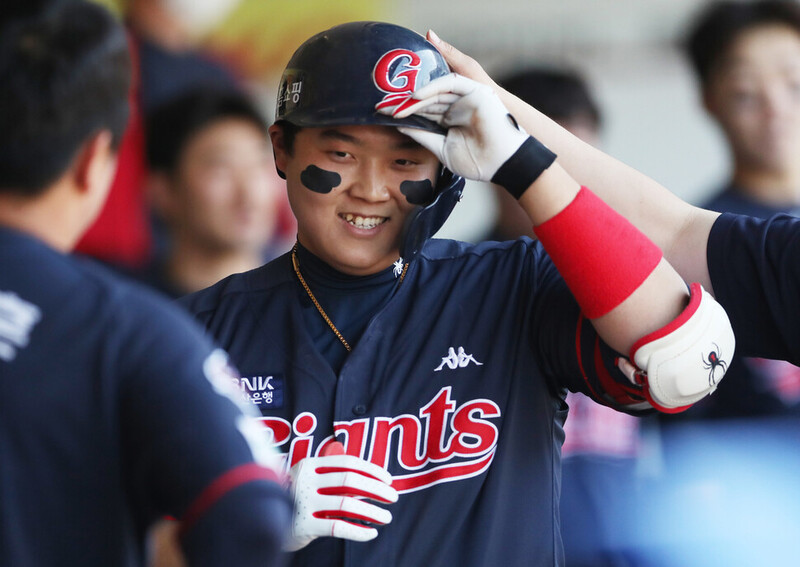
[352,404,367,416]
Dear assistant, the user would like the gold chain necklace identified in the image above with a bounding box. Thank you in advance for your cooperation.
[291,242,409,352]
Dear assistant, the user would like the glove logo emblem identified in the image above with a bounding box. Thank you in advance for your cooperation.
[373,48,421,114]
[702,343,728,387]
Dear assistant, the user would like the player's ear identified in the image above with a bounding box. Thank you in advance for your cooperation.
[269,124,289,179]
[73,130,117,197]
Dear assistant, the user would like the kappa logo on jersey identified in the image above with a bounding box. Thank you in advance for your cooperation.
[233,375,284,408]
[373,48,422,114]
[0,290,41,362]
[434,346,484,371]
[256,386,500,494]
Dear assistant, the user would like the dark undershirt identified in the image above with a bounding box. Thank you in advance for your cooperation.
[293,243,403,373]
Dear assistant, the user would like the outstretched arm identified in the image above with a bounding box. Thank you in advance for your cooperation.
[385,71,734,411]
[425,30,720,293]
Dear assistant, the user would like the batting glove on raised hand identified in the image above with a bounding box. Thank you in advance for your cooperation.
[284,442,399,552]
[383,74,556,197]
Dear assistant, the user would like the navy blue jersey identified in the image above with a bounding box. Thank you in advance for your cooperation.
[694,189,800,417]
[0,227,290,567]
[180,237,648,567]
[708,213,800,365]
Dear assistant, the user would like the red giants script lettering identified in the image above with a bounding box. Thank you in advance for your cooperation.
[256,387,500,494]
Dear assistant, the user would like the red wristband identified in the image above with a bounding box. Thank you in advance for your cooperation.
[534,186,662,318]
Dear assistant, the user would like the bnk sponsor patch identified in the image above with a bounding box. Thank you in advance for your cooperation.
[234,374,283,408]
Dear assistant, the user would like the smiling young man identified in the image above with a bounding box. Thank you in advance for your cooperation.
[280,125,437,276]
[179,21,735,567]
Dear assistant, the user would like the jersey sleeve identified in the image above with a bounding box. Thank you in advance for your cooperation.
[527,245,652,414]
[708,213,800,365]
[113,289,290,564]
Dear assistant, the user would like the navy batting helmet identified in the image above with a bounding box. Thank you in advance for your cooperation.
[274,21,465,258]
[276,21,451,133]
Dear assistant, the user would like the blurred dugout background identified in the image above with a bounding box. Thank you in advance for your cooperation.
[101,0,729,241]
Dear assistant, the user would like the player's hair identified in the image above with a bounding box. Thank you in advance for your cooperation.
[146,88,269,173]
[686,0,800,87]
[498,68,601,130]
[0,0,131,196]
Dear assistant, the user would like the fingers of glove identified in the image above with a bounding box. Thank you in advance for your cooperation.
[412,104,453,120]
[330,520,379,543]
[289,509,379,546]
[396,127,446,162]
[314,471,399,504]
[441,88,507,130]
[311,454,394,486]
[314,494,394,526]
[406,73,480,102]
[389,93,460,119]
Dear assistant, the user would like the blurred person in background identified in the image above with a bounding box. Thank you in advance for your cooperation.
[125,0,242,113]
[74,0,245,272]
[685,0,800,417]
[142,88,287,298]
[490,67,638,567]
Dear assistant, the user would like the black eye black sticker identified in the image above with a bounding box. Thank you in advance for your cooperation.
[400,179,435,205]
[300,165,341,194]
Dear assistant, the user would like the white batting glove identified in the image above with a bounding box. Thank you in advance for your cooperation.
[284,443,399,552]
[382,74,529,182]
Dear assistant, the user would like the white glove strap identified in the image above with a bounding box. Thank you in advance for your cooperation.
[631,282,735,412]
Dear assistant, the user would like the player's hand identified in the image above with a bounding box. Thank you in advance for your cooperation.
[284,442,399,552]
[381,74,529,183]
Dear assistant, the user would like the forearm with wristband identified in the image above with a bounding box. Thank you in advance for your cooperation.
[390,73,735,411]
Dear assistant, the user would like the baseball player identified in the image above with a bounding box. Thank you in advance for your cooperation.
[431,31,800,366]
[179,22,734,566]
[0,3,289,565]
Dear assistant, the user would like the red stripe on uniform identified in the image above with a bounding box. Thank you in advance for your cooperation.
[391,450,495,493]
[178,463,282,539]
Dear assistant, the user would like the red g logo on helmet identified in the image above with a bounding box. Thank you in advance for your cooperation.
[373,49,422,113]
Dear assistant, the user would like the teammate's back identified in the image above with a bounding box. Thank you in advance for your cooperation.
[0,2,289,565]
[0,227,286,565]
